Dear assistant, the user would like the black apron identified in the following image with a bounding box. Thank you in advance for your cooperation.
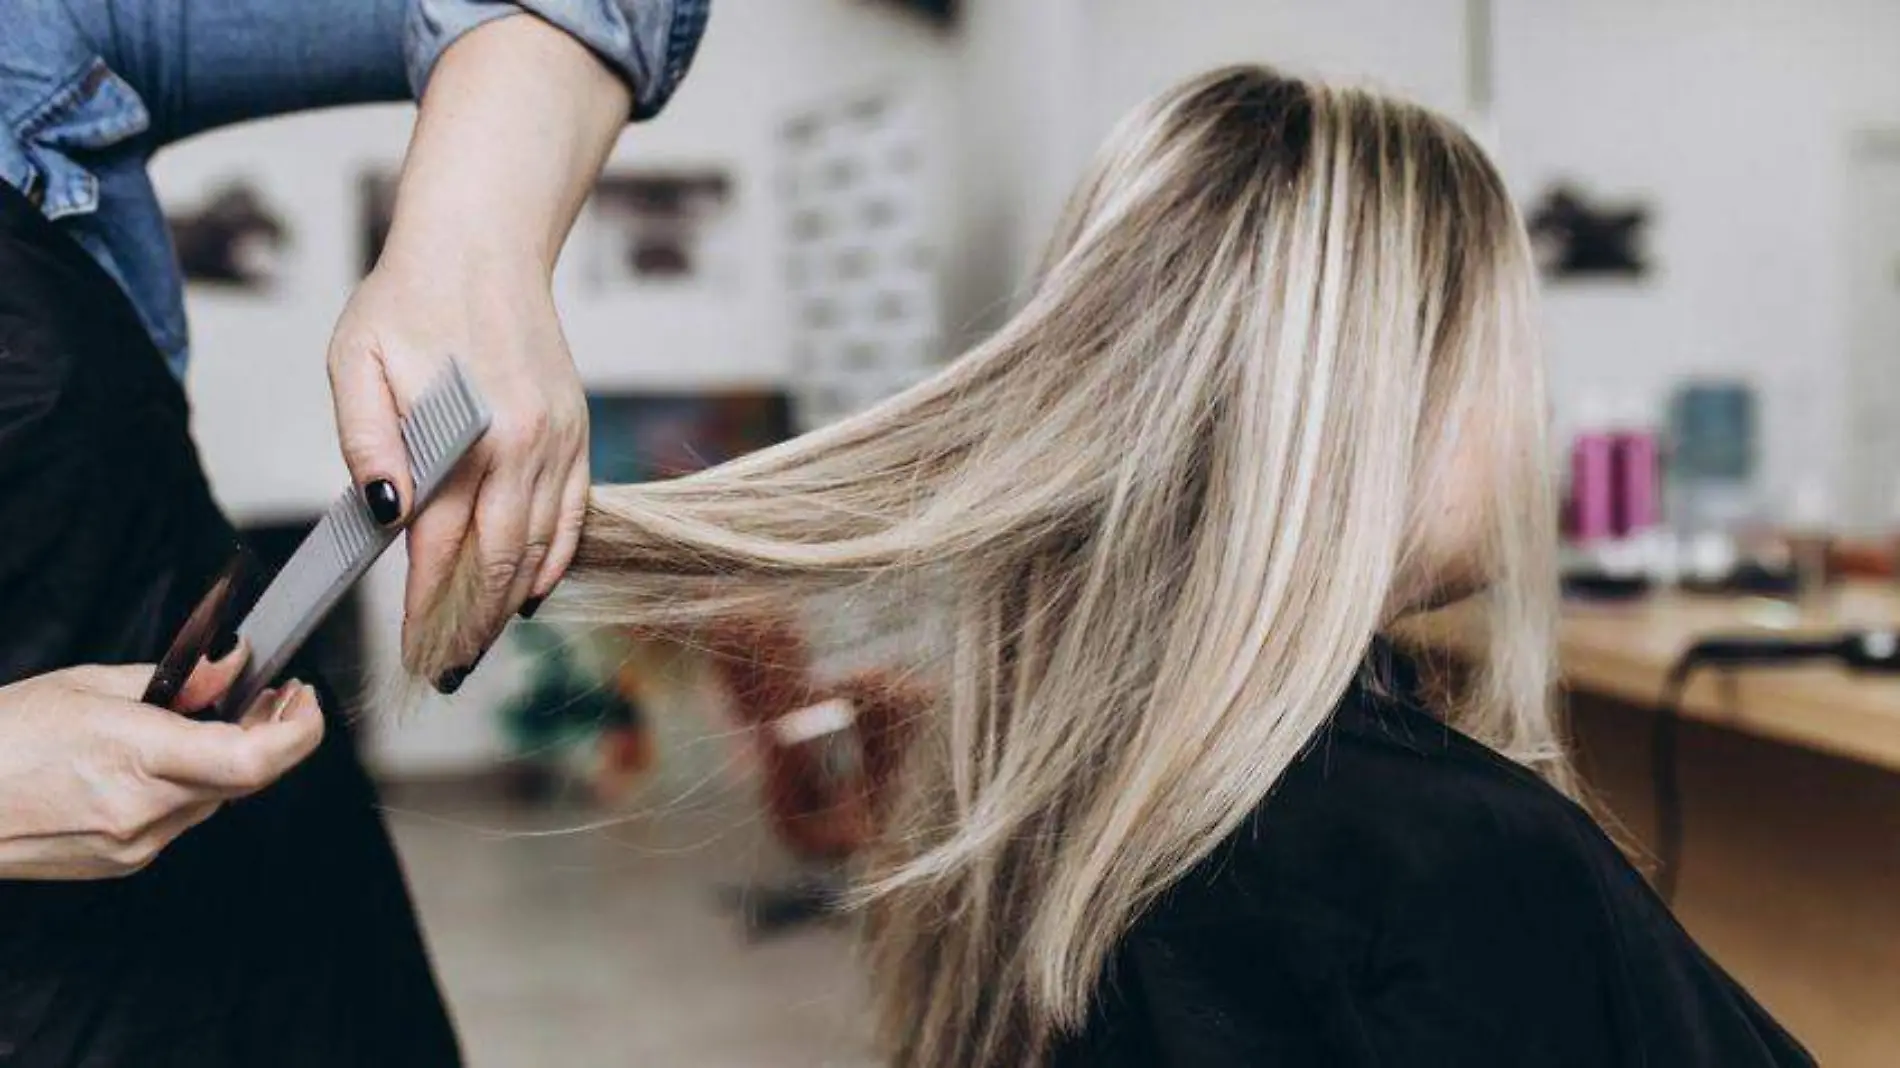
[0,181,460,1066]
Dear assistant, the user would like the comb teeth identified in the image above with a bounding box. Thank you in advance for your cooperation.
[217,360,491,720]
[402,361,492,501]
[327,485,379,561]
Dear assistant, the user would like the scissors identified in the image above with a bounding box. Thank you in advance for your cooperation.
[140,550,257,717]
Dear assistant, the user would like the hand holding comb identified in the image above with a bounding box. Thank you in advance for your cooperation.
[144,362,492,719]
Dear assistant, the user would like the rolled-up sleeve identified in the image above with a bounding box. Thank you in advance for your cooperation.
[407,0,709,120]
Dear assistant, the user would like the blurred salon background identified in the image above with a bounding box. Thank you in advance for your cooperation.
[153,1,1900,1064]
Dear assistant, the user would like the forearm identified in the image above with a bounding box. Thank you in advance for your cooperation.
[328,5,697,681]
[380,14,631,281]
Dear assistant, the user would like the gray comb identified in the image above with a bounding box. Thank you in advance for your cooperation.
[219,361,491,718]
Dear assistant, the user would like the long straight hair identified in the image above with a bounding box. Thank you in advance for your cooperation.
[413,66,1565,1066]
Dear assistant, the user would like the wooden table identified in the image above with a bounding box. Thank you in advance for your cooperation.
[1411,581,1900,772]
[1410,582,1900,1068]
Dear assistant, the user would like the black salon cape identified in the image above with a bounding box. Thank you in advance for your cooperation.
[1054,647,1814,1067]
[0,183,459,1064]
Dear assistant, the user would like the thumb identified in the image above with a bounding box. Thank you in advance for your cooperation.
[330,346,412,528]
[139,685,326,795]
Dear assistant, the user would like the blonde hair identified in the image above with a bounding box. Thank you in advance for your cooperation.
[417,65,1566,1066]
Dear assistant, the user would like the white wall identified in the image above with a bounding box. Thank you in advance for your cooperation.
[954,0,1900,519]
[1492,0,1900,510]
[945,0,1469,330]
[1080,0,1469,134]
[153,0,958,773]
[941,0,1088,340]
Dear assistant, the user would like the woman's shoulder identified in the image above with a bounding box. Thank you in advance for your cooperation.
[1091,664,1814,1068]
[1145,672,1620,946]
[1074,677,1630,1066]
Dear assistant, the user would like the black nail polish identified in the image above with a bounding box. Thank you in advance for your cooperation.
[363,479,402,527]
[434,665,470,695]
[434,645,491,695]
[518,595,545,620]
[208,625,239,661]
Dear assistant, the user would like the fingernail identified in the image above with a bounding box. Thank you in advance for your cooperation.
[208,626,239,661]
[277,680,319,722]
[434,646,490,695]
[434,665,470,695]
[363,479,402,527]
[270,686,298,722]
[518,595,545,620]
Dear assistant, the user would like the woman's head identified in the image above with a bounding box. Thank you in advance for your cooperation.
[426,64,1562,1067]
[1035,66,1545,620]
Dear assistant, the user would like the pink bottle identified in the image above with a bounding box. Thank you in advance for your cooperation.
[1611,423,1659,537]
[1569,395,1660,546]
[1569,396,1616,544]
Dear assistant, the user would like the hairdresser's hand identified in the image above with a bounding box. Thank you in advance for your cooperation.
[326,16,629,690]
[329,250,588,688]
[0,654,325,880]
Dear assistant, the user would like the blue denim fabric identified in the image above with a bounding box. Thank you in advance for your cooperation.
[0,0,709,377]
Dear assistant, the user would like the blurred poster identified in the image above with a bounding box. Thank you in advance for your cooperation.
[779,88,943,430]
[584,170,739,291]
[585,390,793,483]
[1526,181,1653,280]
[165,180,291,291]
[490,389,795,803]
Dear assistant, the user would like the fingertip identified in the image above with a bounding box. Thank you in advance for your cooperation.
[269,683,301,723]
[208,635,249,670]
[233,685,279,728]
[434,663,472,696]
[538,470,587,598]
[363,478,405,527]
[175,643,250,713]
[529,549,572,602]
[262,681,315,720]
[291,684,325,728]
[258,684,325,750]
[207,625,241,663]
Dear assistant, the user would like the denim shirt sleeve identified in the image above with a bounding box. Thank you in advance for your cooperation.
[410,0,710,119]
[0,2,154,219]
[2,0,708,377]
[17,1,706,157]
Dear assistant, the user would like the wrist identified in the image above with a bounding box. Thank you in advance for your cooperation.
[378,217,556,290]
[377,16,628,289]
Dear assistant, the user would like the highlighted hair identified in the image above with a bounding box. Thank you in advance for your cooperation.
[418,66,1566,1066]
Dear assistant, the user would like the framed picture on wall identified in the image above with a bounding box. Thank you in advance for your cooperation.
[1526,182,1654,281]
[164,180,292,292]
[585,389,794,483]
[583,170,740,292]
[357,169,400,278]
[779,86,942,431]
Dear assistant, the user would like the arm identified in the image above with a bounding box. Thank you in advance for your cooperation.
[383,15,627,280]
[65,0,708,685]
[327,15,629,686]
[61,0,705,143]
